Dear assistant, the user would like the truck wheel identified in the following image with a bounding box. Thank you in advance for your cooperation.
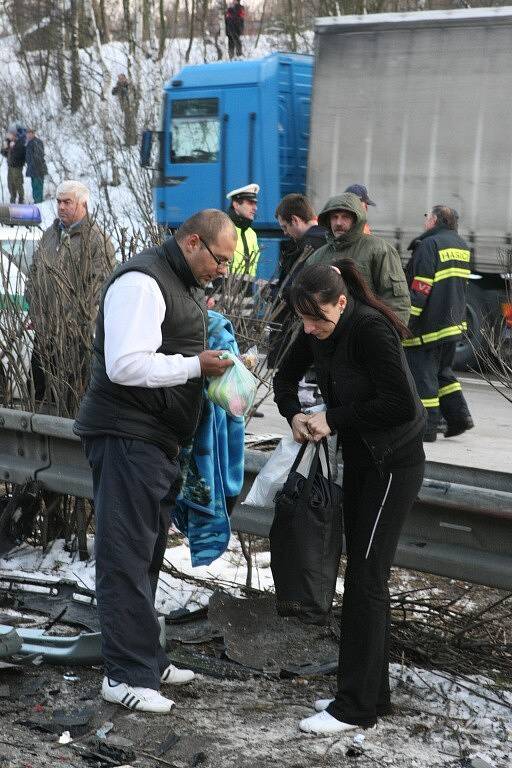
[454,283,484,370]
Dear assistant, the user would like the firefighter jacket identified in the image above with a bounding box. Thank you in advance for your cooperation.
[403,225,471,348]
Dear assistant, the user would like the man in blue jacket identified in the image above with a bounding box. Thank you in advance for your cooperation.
[404,206,474,442]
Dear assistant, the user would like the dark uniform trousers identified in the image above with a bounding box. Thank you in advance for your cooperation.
[405,341,471,429]
[82,435,182,689]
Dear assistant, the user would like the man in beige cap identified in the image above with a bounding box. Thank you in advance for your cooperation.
[226,183,261,276]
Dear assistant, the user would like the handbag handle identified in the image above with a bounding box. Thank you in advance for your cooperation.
[287,436,333,479]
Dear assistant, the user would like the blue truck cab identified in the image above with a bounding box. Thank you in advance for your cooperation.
[144,53,313,279]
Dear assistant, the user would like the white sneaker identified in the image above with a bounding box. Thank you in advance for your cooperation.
[314,697,335,712]
[160,663,195,686]
[299,710,358,735]
[101,676,174,713]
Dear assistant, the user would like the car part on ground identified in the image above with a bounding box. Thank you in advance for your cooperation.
[0,576,166,664]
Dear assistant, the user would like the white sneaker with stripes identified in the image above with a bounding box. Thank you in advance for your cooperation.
[160,663,195,686]
[101,676,174,713]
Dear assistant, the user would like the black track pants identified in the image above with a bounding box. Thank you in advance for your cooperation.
[327,460,424,727]
[82,435,181,689]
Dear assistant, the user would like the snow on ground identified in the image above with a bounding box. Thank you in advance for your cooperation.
[0,535,510,767]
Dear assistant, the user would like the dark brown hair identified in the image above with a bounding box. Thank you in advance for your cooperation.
[275,193,316,224]
[290,260,411,339]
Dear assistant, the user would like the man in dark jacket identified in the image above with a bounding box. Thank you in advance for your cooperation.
[1,126,26,203]
[74,210,237,714]
[225,1,245,59]
[268,193,327,367]
[404,205,474,441]
[308,192,411,325]
[25,129,48,203]
[27,180,116,405]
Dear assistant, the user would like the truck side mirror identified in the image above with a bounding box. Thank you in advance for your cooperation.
[140,130,153,168]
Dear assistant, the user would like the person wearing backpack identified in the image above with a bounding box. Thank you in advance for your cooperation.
[273,260,426,735]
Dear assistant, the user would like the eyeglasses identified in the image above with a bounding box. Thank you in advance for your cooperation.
[198,236,231,270]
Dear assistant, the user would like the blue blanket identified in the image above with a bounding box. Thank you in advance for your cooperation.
[173,311,245,566]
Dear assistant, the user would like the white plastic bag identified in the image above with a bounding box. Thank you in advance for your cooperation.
[207,351,258,417]
[243,435,301,507]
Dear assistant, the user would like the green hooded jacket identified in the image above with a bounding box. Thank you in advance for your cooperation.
[307,192,411,325]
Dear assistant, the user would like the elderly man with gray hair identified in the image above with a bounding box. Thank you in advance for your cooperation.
[27,179,116,402]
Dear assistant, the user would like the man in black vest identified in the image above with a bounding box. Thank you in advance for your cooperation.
[74,210,237,713]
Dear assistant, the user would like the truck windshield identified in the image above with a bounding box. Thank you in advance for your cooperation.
[170,98,220,164]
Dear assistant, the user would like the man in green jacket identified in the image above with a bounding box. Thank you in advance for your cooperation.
[308,192,410,325]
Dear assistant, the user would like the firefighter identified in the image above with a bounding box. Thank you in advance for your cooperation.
[404,205,474,442]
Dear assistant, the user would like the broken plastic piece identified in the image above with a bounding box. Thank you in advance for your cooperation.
[155,731,180,756]
[0,626,22,658]
[58,730,72,745]
[63,672,80,682]
[52,706,94,737]
[96,721,114,740]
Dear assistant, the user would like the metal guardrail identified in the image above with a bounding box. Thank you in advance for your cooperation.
[0,408,511,590]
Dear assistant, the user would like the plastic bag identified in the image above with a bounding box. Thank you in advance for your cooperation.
[207,351,258,418]
[243,435,301,507]
[240,345,258,372]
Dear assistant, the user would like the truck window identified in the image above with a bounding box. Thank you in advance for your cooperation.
[170,98,220,164]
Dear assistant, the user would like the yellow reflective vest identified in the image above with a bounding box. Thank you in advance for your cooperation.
[232,225,260,277]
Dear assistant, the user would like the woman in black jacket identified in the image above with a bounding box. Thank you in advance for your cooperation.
[273,260,426,735]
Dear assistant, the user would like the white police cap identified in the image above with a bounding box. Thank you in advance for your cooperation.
[226,183,259,201]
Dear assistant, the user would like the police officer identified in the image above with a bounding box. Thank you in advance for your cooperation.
[404,205,474,442]
[226,183,261,278]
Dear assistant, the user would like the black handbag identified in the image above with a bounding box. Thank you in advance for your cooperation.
[270,438,343,625]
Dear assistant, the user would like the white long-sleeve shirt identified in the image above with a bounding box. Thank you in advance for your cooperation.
[104,271,202,387]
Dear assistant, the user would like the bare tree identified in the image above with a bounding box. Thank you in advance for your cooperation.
[91,0,110,43]
[185,0,197,62]
[70,0,83,113]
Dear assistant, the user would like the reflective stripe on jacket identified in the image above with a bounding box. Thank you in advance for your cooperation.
[404,226,470,346]
[231,225,260,276]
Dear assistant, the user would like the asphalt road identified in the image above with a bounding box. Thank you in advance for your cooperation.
[245,375,512,473]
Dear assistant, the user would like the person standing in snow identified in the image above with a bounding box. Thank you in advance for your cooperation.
[112,73,139,147]
[225,1,245,59]
[1,125,26,204]
[25,128,48,204]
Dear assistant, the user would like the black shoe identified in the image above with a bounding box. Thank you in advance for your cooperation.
[444,416,474,438]
[423,426,437,442]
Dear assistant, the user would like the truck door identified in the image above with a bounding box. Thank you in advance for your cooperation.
[161,92,223,224]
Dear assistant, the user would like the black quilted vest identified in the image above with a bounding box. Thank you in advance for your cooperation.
[74,237,206,457]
